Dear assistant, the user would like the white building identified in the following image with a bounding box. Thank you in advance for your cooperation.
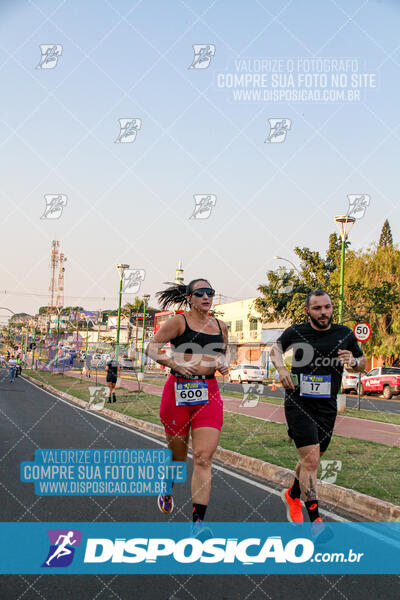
[214,297,287,366]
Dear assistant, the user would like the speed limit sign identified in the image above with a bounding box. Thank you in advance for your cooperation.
[353,322,371,342]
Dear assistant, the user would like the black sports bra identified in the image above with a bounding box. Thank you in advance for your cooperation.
[170,314,225,355]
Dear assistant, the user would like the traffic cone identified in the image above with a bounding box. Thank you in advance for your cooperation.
[271,377,277,391]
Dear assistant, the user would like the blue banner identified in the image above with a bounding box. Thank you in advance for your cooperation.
[21,449,185,496]
[0,523,399,574]
[69,310,99,321]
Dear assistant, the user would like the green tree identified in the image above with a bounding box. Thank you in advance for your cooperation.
[255,233,342,324]
[378,219,393,247]
[255,235,400,361]
[344,243,400,360]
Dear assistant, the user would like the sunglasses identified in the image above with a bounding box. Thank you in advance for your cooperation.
[191,288,215,298]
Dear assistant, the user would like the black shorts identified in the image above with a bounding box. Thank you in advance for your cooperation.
[284,393,337,452]
[106,375,117,384]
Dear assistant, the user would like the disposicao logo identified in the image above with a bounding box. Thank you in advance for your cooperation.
[42,529,82,567]
[83,536,314,564]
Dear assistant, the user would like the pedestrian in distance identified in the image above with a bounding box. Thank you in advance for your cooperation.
[105,355,120,403]
[16,355,22,377]
[8,356,17,383]
[85,353,92,378]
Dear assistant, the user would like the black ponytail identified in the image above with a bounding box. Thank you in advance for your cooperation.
[156,278,212,310]
[156,282,189,310]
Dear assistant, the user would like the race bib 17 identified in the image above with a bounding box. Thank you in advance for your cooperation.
[300,374,331,398]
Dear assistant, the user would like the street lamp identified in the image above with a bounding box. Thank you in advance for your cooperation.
[273,256,301,275]
[334,215,356,324]
[116,264,130,360]
[140,294,151,373]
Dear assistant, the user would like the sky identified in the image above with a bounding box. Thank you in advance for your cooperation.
[0,0,399,318]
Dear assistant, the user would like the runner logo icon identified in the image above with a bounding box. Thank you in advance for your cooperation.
[87,387,107,411]
[189,195,217,219]
[122,269,146,293]
[42,529,82,567]
[347,194,370,220]
[115,118,142,143]
[265,118,291,143]
[188,44,216,69]
[36,45,63,69]
[41,194,67,220]
[320,460,342,484]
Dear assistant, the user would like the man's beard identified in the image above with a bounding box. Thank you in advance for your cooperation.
[309,314,333,329]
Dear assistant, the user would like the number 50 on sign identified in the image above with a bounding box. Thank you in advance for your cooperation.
[353,322,371,342]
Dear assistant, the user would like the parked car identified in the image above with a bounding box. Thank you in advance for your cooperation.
[94,353,111,368]
[228,364,263,384]
[91,354,103,368]
[360,366,400,399]
[119,357,134,370]
[341,368,361,394]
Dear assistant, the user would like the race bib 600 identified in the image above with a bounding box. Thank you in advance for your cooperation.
[174,380,209,406]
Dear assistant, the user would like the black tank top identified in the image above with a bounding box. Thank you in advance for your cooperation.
[170,314,225,356]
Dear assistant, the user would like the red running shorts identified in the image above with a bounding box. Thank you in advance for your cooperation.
[160,374,223,436]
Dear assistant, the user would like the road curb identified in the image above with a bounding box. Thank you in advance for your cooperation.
[23,374,400,522]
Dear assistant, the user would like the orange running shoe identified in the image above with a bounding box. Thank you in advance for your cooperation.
[311,517,333,543]
[281,488,304,523]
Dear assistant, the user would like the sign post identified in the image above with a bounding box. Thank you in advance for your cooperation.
[353,322,371,410]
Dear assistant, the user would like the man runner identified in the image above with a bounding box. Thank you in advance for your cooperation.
[16,355,22,377]
[271,290,366,527]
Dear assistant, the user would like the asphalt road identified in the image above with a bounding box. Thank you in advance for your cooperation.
[0,374,398,599]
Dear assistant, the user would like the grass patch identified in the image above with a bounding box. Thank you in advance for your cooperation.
[142,378,165,386]
[341,407,400,425]
[24,370,400,505]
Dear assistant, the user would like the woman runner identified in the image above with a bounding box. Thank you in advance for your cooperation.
[105,356,120,403]
[146,279,229,530]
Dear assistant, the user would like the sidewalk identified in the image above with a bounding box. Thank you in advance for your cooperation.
[69,371,400,448]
